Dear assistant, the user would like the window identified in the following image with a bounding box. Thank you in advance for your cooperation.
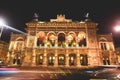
[101,43,107,50]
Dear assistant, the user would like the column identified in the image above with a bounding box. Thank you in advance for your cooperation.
[88,54,91,65]
[76,53,80,67]
[65,50,69,67]
[55,37,58,47]
[97,51,101,65]
[43,49,47,66]
[109,51,112,65]
[6,52,10,64]
[31,49,36,66]
[22,49,30,66]
[34,36,37,48]
[9,52,14,65]
[54,50,58,67]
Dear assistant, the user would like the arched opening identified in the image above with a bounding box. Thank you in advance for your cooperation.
[67,33,76,47]
[58,54,65,65]
[99,38,107,50]
[103,58,110,65]
[102,52,110,65]
[80,54,88,66]
[37,32,45,47]
[78,32,86,47]
[69,54,76,66]
[58,33,65,47]
[13,53,21,65]
[47,33,56,47]
[37,54,43,65]
[47,54,55,66]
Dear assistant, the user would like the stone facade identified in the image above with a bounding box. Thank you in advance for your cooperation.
[0,40,9,63]
[7,14,117,67]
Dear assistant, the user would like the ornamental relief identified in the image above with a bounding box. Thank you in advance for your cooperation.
[28,37,34,47]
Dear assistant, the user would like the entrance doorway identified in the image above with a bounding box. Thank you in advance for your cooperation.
[13,57,21,65]
[103,58,110,65]
[80,54,88,66]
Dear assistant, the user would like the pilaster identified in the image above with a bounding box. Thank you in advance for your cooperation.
[31,49,36,66]
[65,50,69,67]
[54,50,58,67]
[76,53,80,67]
[43,49,47,66]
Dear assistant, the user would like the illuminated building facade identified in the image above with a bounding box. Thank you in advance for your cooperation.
[7,14,117,67]
[0,40,9,63]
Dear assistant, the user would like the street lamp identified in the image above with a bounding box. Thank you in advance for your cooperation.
[0,18,5,38]
[115,25,120,32]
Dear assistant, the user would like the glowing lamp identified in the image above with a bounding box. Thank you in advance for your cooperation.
[0,18,5,26]
[115,25,120,32]
[0,18,6,38]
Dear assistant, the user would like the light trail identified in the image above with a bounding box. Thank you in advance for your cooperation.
[4,25,27,35]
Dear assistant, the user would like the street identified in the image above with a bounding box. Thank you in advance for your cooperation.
[0,65,120,80]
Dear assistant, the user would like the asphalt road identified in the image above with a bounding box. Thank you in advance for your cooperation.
[0,65,120,80]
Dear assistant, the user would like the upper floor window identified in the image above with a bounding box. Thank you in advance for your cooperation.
[37,32,45,47]
[101,43,107,50]
[67,33,76,47]
[58,33,65,47]
[99,38,107,50]
[47,33,56,47]
[78,32,86,47]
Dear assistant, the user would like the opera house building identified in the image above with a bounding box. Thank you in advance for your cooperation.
[7,14,117,67]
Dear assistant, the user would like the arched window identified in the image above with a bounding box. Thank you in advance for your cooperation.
[78,32,86,47]
[67,33,76,47]
[58,33,65,47]
[99,38,107,50]
[47,33,56,47]
[37,32,45,47]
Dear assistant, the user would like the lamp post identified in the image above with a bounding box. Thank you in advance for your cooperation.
[0,18,5,38]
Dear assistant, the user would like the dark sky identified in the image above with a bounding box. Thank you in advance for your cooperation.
[0,0,120,47]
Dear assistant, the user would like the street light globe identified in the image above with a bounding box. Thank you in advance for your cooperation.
[115,25,120,32]
[0,18,5,26]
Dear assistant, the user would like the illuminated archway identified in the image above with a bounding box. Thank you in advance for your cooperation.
[47,33,56,47]
[67,32,76,47]
[58,33,65,47]
[78,32,86,47]
[37,32,45,46]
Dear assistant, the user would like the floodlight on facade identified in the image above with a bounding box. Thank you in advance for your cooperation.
[0,18,6,38]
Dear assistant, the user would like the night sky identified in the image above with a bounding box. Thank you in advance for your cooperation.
[0,0,120,47]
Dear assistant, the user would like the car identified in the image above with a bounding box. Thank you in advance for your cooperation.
[0,61,7,68]
[90,66,120,79]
